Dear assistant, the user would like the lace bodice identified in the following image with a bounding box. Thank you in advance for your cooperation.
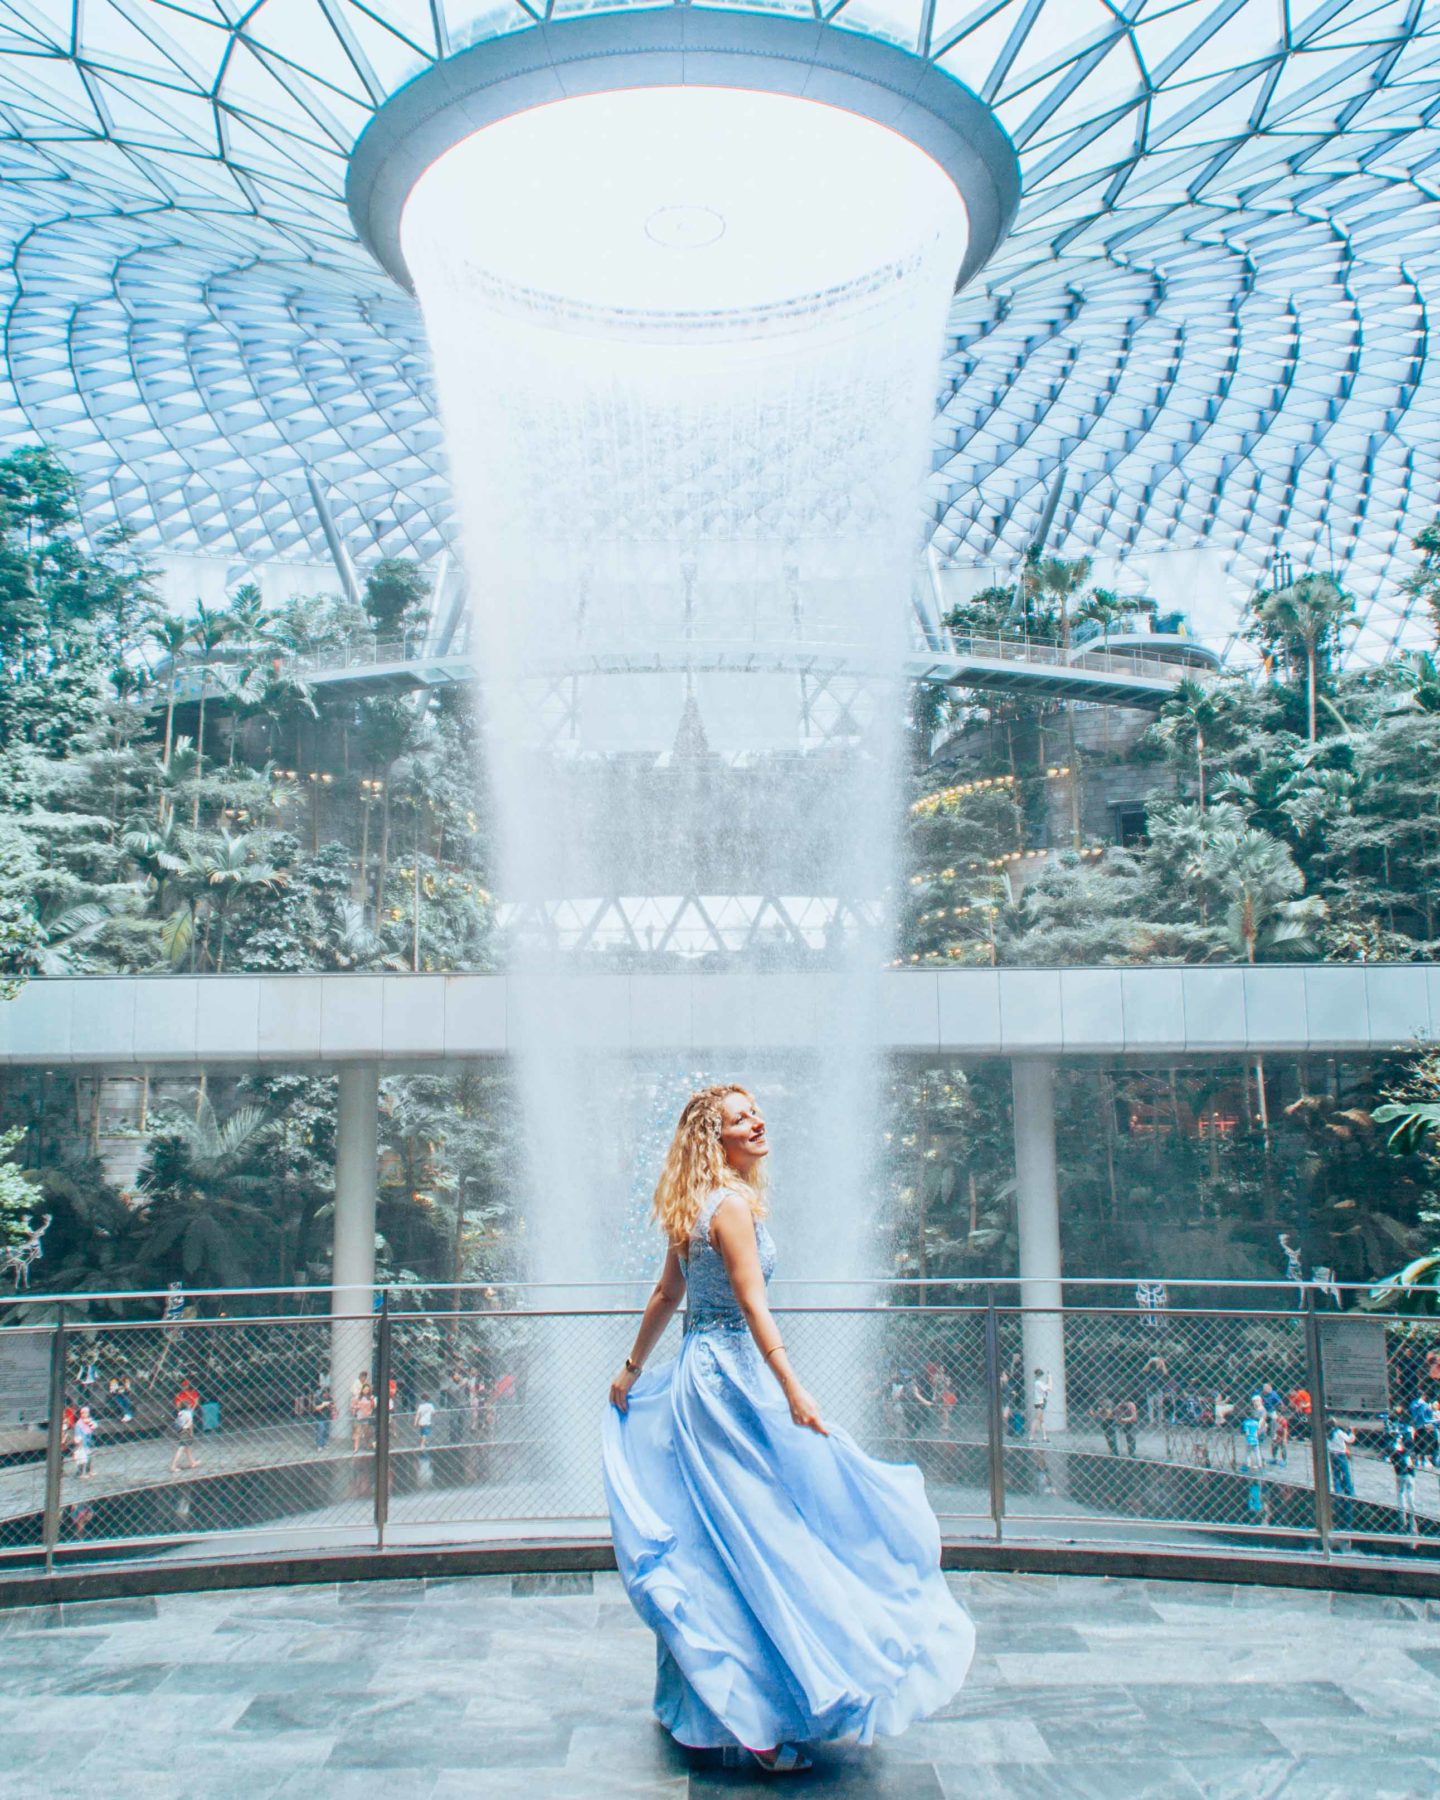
[683,1188,775,1334]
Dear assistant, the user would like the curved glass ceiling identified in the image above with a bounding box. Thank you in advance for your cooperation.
[1,1,1438,661]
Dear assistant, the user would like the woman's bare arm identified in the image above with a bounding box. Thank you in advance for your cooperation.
[609,1246,687,1413]
[711,1196,826,1435]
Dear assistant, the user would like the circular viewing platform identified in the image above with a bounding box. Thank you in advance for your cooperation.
[0,1568,1435,1794]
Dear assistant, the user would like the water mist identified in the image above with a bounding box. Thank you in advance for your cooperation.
[403,87,966,1460]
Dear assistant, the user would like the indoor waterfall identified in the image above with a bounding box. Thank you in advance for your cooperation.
[403,88,968,1311]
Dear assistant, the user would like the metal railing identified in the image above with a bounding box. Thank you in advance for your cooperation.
[159,634,430,703]
[154,622,1206,709]
[930,629,1201,686]
[1,1280,1433,1576]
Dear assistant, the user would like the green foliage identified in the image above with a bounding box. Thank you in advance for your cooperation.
[1249,574,1357,740]
[3,443,1440,1295]
[363,557,430,637]
[0,1125,44,1250]
[941,582,1020,637]
[1371,1102,1440,1157]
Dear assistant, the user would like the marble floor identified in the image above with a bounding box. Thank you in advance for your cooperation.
[0,1569,1437,1799]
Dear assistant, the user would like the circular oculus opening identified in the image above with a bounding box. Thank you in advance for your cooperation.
[400,87,969,316]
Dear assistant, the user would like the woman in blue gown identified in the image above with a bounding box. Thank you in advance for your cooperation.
[603,1082,975,1773]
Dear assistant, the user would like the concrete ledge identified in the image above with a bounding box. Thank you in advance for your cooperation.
[0,965,1432,1069]
[2,1535,1437,1614]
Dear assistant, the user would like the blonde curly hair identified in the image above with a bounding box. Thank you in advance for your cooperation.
[651,1083,769,1251]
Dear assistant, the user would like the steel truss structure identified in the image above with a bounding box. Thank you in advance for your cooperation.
[1,2,1439,661]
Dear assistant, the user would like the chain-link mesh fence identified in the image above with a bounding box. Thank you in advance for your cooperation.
[988,1305,1321,1546]
[4,1288,1440,1571]
[1,1313,379,1565]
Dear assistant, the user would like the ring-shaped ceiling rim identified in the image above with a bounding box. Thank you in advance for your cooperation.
[345,9,1021,296]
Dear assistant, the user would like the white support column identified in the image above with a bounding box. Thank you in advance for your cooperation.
[1011,1057,1067,1431]
[329,1064,380,1412]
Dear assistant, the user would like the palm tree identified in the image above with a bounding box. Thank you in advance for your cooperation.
[1187,826,1325,963]
[145,611,195,819]
[1250,573,1356,742]
[152,737,199,835]
[1033,553,1093,652]
[1073,587,1128,650]
[152,828,282,971]
[223,580,266,644]
[188,599,235,826]
[197,829,285,970]
[132,1099,274,1289]
[1362,1099,1440,1315]
[33,888,148,972]
[122,816,188,948]
[1032,554,1093,848]
[1156,678,1226,806]
[245,664,318,770]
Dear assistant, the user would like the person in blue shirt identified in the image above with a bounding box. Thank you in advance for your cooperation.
[1406,1394,1436,1469]
[1241,1412,1264,1473]
[1389,1425,1419,1534]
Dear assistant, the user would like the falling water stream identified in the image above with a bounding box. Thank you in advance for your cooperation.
[402,90,967,1469]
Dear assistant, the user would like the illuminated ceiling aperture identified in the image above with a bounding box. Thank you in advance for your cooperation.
[0,1,1438,660]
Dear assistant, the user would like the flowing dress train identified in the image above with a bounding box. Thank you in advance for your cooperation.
[602,1189,975,1750]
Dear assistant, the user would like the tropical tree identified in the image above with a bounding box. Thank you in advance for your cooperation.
[130,1099,275,1287]
[941,582,1021,640]
[356,695,423,921]
[1402,651,1440,714]
[1073,586,1128,648]
[145,612,196,805]
[1032,553,1094,652]
[186,599,235,825]
[195,829,285,971]
[363,558,430,642]
[1029,553,1095,846]
[1250,573,1356,741]
[1184,825,1324,963]
[1155,677,1228,806]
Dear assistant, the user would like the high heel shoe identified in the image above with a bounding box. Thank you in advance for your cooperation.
[750,1744,813,1773]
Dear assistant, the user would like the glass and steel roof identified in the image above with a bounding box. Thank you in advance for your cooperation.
[1,1,1438,661]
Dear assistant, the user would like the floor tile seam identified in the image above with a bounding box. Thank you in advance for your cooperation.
[1029,1728,1300,1762]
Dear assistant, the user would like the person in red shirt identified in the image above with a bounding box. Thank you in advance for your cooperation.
[173,1379,200,1413]
[1288,1386,1312,1439]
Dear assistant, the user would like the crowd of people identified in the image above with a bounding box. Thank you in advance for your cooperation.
[57,1372,208,1481]
[879,1334,1440,1544]
[45,1345,522,1495]
[304,1362,519,1459]
[40,1328,1440,1549]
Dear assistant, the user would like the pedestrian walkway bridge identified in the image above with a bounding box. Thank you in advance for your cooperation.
[164,629,1218,713]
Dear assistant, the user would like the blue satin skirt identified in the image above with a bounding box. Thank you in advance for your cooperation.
[601,1328,975,1750]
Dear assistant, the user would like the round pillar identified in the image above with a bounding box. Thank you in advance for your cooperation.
[329,1064,380,1414]
[1011,1057,1067,1431]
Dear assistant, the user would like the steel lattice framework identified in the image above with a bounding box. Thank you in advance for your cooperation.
[1,1,1439,660]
